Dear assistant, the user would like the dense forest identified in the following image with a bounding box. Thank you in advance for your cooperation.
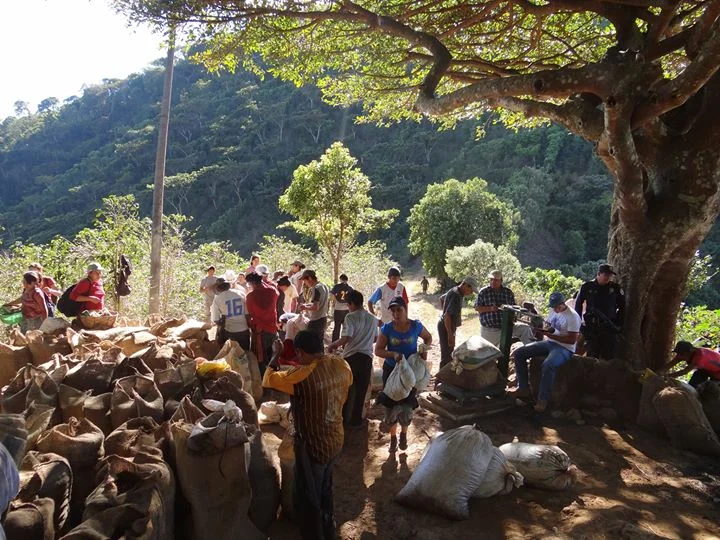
[1,54,718,305]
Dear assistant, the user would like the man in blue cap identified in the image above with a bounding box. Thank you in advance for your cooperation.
[508,291,581,412]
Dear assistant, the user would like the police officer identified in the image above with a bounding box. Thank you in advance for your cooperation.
[575,263,624,359]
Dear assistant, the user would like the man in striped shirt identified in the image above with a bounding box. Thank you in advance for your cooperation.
[263,330,352,540]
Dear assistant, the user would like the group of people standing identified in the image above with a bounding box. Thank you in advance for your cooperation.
[5,262,106,332]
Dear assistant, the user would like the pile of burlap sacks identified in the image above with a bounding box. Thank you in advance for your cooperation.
[0,315,283,540]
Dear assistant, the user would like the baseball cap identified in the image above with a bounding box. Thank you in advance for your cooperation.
[462,276,480,293]
[256,264,270,276]
[388,296,406,309]
[598,264,616,275]
[300,269,317,280]
[387,266,402,278]
[487,269,503,280]
[292,260,305,268]
[223,270,238,283]
[87,262,105,273]
[548,292,565,308]
[672,341,694,354]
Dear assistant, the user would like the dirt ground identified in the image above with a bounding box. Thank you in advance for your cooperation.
[263,278,720,539]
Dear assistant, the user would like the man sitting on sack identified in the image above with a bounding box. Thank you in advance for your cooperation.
[509,292,581,413]
[474,270,535,346]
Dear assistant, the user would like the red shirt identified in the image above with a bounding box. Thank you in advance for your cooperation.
[22,286,48,319]
[246,282,279,333]
[69,278,105,311]
[691,348,720,379]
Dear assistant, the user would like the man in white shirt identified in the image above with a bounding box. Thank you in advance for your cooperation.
[509,292,581,413]
[328,290,379,428]
[211,278,250,351]
[199,265,218,323]
[368,267,408,324]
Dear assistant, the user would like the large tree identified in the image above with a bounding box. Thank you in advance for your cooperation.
[115,0,720,370]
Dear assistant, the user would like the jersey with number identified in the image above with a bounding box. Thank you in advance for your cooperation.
[211,289,249,332]
[369,282,407,323]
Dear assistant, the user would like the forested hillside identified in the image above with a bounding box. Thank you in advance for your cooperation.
[1,54,717,303]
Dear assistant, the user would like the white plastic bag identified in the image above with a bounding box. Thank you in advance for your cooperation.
[472,447,524,498]
[281,313,308,341]
[258,401,281,424]
[383,357,416,401]
[499,441,576,491]
[406,352,431,392]
[397,425,494,519]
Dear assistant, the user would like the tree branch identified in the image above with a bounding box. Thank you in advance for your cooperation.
[487,96,604,142]
[686,0,720,58]
[635,16,720,125]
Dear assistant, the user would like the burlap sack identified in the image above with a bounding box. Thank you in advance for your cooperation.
[25,330,72,365]
[154,358,196,401]
[24,404,58,451]
[214,340,263,401]
[82,393,113,436]
[148,316,185,337]
[0,342,33,388]
[111,356,153,382]
[18,451,73,534]
[653,386,720,456]
[79,452,175,540]
[169,319,210,340]
[3,365,59,414]
[196,376,258,426]
[172,421,265,540]
[186,338,222,362]
[59,505,147,539]
[115,331,158,357]
[110,375,164,429]
[697,381,720,434]
[248,429,280,533]
[278,432,296,519]
[62,359,115,396]
[637,373,669,436]
[3,497,56,540]
[136,344,176,371]
[105,417,170,459]
[58,385,91,423]
[435,361,500,390]
[169,396,205,424]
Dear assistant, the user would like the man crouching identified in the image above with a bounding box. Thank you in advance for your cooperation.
[508,292,580,413]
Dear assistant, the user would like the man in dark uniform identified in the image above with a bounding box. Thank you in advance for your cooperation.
[575,263,625,359]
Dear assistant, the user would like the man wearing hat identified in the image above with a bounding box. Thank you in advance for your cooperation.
[665,341,720,388]
[575,263,625,359]
[368,266,409,324]
[69,262,106,312]
[474,270,535,346]
[438,276,479,368]
[509,292,581,412]
[199,265,218,322]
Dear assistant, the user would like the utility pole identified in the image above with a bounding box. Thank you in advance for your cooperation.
[149,28,175,314]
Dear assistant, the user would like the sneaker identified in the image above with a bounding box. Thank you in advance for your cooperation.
[389,435,398,452]
[399,432,408,451]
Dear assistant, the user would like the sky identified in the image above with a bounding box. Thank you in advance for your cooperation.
[0,0,165,119]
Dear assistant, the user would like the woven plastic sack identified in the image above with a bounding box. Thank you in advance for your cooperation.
[452,335,502,366]
[407,351,431,392]
[383,357,416,401]
[653,386,720,456]
[396,425,494,520]
[499,442,576,491]
[472,446,524,498]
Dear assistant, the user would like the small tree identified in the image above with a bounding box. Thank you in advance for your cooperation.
[521,268,583,312]
[445,240,523,287]
[408,178,519,280]
[279,142,398,283]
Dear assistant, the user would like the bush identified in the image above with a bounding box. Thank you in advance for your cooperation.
[521,267,583,311]
[445,240,522,286]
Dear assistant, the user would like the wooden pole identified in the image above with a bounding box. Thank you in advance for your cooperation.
[149,29,175,315]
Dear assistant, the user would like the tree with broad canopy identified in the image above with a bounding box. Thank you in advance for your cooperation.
[114,0,720,370]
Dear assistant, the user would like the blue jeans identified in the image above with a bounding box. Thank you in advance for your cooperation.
[513,340,572,403]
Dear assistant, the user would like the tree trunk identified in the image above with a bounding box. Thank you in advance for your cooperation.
[608,141,720,370]
[149,31,175,315]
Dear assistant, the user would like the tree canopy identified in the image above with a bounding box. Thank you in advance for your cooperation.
[279,141,398,281]
[408,178,518,280]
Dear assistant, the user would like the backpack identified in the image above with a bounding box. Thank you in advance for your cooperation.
[57,279,90,317]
